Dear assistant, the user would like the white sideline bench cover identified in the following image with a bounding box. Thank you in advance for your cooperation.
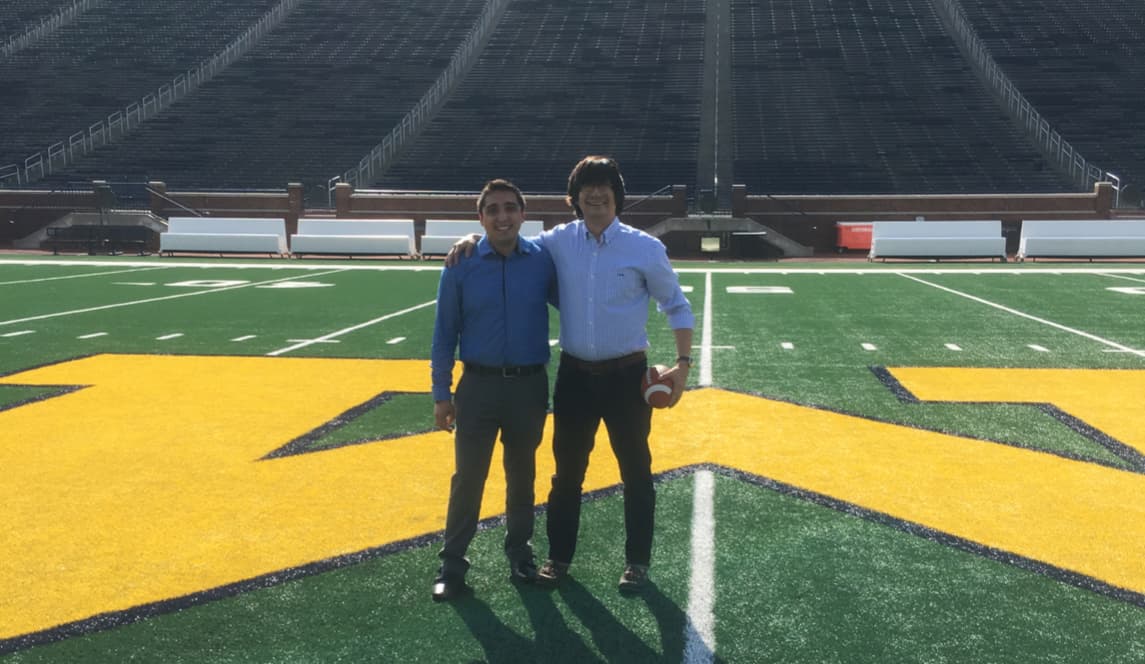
[869,220,1005,259]
[290,218,416,256]
[1017,219,1145,259]
[160,217,288,255]
[420,219,544,255]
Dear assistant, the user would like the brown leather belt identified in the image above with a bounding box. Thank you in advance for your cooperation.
[464,363,546,377]
[560,350,646,375]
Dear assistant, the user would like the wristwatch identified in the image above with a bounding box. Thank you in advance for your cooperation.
[676,356,693,368]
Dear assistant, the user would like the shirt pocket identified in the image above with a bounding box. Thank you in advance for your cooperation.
[605,268,643,305]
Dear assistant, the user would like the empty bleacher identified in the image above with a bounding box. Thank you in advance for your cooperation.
[6,0,1140,202]
[0,1,76,37]
[958,0,1145,194]
[378,0,707,196]
[0,0,283,167]
[42,0,486,201]
[730,0,1072,195]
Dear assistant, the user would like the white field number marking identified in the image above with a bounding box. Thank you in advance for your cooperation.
[726,286,793,294]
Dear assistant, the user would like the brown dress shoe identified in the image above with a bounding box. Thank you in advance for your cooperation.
[536,559,570,588]
[618,564,650,594]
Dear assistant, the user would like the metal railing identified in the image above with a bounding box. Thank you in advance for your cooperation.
[0,0,303,188]
[933,0,1120,200]
[0,0,102,60]
[145,185,204,217]
[332,0,510,194]
[624,184,676,213]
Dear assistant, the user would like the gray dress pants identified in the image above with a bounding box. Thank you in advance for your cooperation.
[439,368,548,577]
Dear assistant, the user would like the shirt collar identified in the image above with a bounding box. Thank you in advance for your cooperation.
[581,217,620,245]
[477,234,534,257]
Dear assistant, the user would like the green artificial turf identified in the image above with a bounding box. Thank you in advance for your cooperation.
[3,258,1144,662]
[712,473,1145,663]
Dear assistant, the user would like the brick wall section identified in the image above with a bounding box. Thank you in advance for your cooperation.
[0,181,1123,255]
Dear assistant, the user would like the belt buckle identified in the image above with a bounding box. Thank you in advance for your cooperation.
[501,367,517,378]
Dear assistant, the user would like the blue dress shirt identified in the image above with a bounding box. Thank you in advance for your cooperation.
[537,218,694,361]
[431,235,556,402]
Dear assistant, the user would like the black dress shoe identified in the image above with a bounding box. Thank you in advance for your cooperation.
[509,558,538,584]
[431,575,472,602]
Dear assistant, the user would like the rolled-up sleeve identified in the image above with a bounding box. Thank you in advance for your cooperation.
[645,241,695,330]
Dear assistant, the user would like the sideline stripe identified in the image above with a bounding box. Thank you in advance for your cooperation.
[898,273,1145,358]
[0,269,348,327]
[0,266,168,286]
[683,469,716,663]
[5,257,1145,275]
[700,272,713,387]
[266,300,436,356]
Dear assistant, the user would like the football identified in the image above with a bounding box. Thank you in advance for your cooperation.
[640,364,674,408]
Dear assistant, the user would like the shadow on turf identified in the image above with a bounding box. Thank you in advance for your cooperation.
[448,594,540,663]
[448,577,724,663]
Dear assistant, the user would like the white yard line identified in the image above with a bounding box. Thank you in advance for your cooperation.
[898,273,1145,358]
[0,269,348,327]
[0,266,169,286]
[1098,272,1145,285]
[266,300,436,356]
[700,272,714,387]
[683,470,717,664]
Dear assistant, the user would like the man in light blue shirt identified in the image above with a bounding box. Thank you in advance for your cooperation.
[449,156,694,593]
[538,156,694,593]
[429,179,556,602]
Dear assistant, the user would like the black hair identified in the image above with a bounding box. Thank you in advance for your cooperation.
[477,179,525,213]
[566,156,625,219]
